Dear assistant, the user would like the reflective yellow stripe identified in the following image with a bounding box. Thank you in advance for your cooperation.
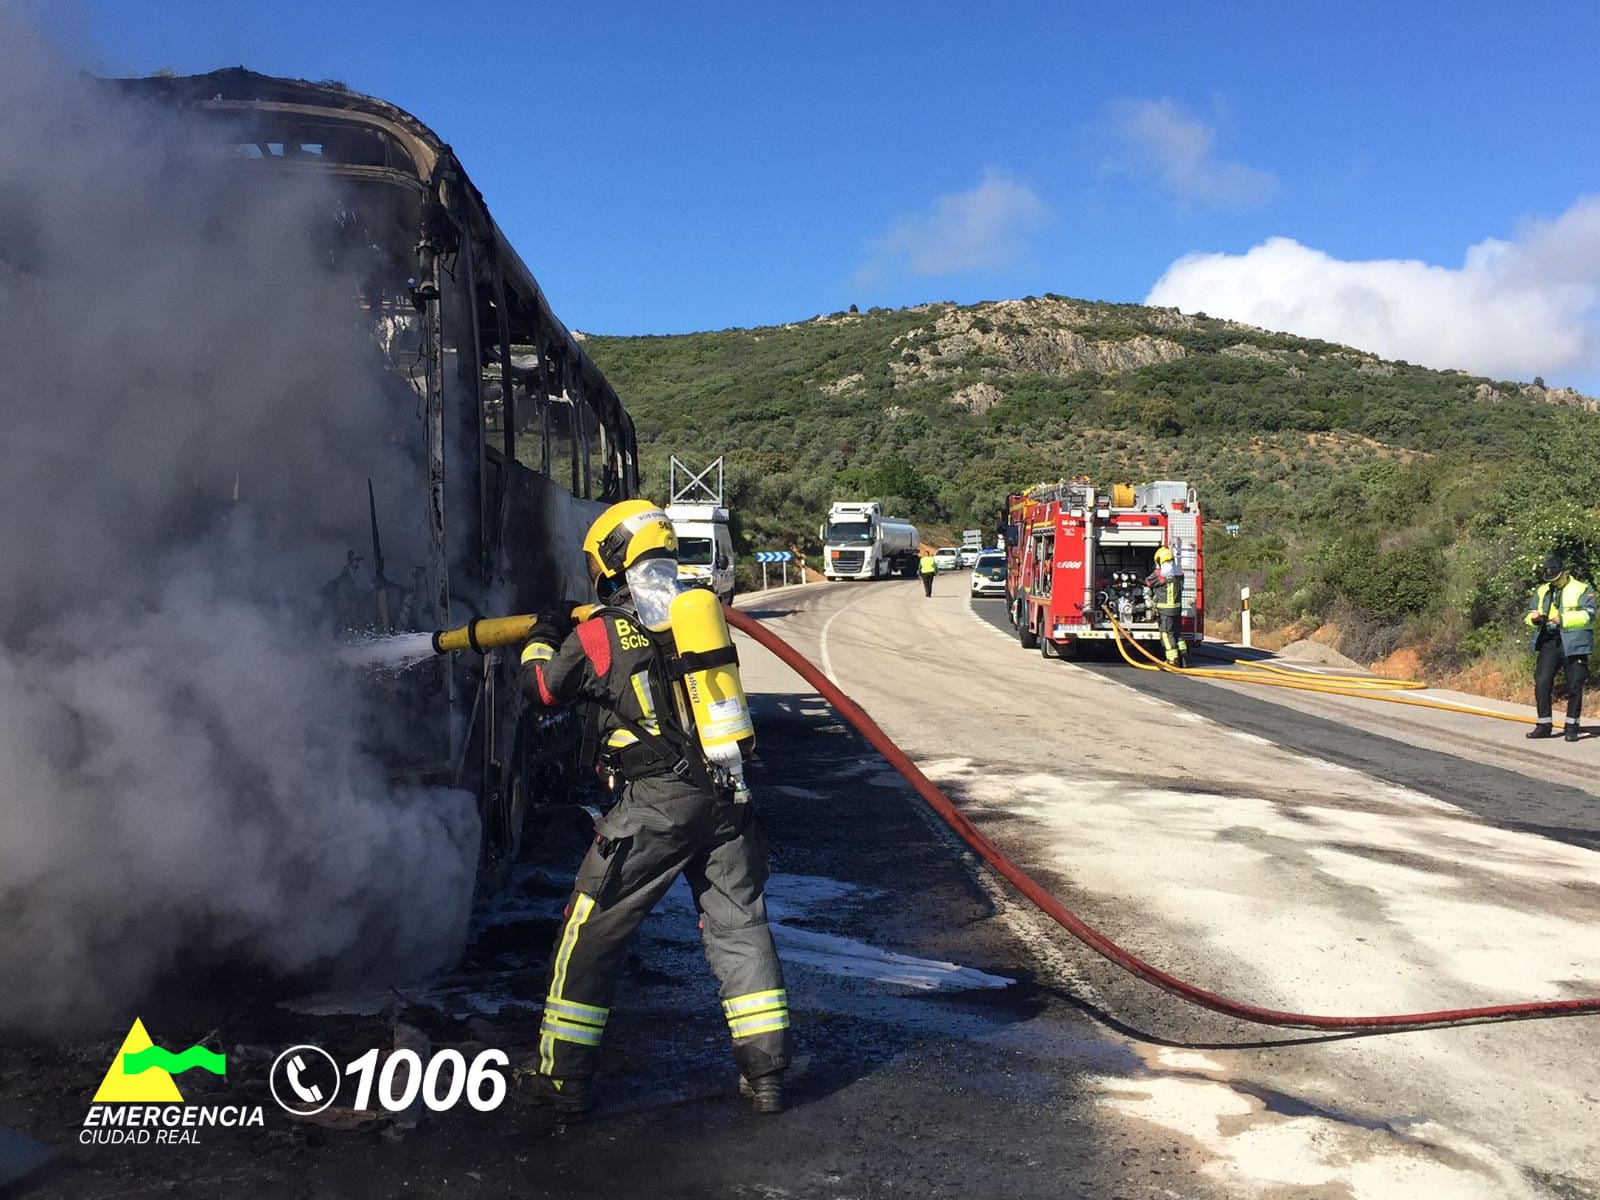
[552,895,594,999]
[520,643,554,665]
[541,895,596,1073]
[630,671,662,735]
[601,671,663,748]
[539,1016,604,1046]
[729,1012,791,1039]
[545,998,608,1025]
[722,989,786,1017]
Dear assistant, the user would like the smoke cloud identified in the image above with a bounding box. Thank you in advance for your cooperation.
[0,20,479,1030]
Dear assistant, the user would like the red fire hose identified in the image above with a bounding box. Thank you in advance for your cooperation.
[726,606,1600,1032]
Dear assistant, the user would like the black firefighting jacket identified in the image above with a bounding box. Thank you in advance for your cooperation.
[1144,566,1185,612]
[518,606,694,779]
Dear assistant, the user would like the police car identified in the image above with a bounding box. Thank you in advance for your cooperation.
[969,551,1008,597]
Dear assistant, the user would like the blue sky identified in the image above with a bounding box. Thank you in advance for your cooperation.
[55,0,1600,391]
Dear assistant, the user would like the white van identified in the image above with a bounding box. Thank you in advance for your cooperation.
[666,503,735,602]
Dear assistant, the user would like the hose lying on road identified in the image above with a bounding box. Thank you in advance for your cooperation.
[726,605,1600,1031]
[1107,614,1541,727]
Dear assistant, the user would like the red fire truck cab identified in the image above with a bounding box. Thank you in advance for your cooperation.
[1002,478,1204,658]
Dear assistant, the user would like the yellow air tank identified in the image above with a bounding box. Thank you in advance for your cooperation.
[668,587,755,798]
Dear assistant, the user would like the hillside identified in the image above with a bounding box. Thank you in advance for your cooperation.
[582,296,1600,688]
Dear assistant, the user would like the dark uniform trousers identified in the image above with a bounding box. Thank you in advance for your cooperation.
[523,608,791,1083]
[1533,630,1588,728]
[539,776,790,1081]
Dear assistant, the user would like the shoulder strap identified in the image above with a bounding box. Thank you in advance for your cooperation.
[581,611,720,796]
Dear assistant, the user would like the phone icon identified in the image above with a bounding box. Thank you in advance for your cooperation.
[269,1044,339,1115]
[286,1055,323,1105]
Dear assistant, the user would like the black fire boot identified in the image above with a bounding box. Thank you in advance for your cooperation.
[1565,724,1582,742]
[512,1067,595,1117]
[739,1071,785,1115]
[1525,726,1554,739]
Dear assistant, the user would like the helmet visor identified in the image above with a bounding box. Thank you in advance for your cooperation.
[626,556,681,632]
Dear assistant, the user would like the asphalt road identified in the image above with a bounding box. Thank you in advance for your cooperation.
[742,576,1600,1199]
[4,576,1598,1199]
[969,594,1600,851]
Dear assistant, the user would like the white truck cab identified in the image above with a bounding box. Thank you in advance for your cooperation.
[666,503,735,602]
[821,501,919,580]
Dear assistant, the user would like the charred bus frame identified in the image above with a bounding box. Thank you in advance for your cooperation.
[111,69,639,883]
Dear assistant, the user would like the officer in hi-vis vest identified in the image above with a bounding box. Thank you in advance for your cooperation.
[514,499,791,1117]
[1524,552,1596,742]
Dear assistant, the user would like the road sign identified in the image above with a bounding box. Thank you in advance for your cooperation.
[755,550,794,587]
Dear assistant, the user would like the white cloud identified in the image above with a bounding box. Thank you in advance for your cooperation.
[1103,98,1277,210]
[1146,197,1600,388]
[855,169,1049,286]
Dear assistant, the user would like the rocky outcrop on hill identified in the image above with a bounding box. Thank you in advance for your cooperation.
[947,382,1005,413]
[1473,380,1600,412]
[887,297,1190,388]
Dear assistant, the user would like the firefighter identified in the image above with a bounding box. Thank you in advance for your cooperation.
[1145,545,1187,667]
[1524,552,1596,741]
[919,551,937,597]
[513,499,792,1117]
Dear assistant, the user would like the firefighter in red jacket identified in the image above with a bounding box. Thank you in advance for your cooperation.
[1145,545,1187,667]
[513,499,791,1117]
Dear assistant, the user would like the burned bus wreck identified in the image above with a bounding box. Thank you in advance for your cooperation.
[109,69,639,887]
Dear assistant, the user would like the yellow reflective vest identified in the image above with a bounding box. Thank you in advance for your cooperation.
[1525,576,1597,655]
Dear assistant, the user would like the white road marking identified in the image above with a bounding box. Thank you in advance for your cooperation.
[818,584,881,685]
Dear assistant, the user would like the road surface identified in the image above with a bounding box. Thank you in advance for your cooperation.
[744,576,1600,1199]
[3,576,1597,1199]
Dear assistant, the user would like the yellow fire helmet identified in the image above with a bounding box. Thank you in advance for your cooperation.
[583,498,678,592]
[1154,545,1175,564]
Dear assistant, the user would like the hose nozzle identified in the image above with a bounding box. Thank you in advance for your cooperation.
[431,606,596,655]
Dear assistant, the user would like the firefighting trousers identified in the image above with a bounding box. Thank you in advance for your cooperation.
[1157,607,1186,664]
[921,573,934,597]
[537,774,792,1082]
[1533,635,1587,727]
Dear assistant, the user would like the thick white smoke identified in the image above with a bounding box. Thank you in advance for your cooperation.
[0,20,479,1030]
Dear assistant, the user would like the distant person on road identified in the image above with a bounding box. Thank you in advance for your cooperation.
[1524,552,1596,742]
[1144,545,1187,667]
[919,551,937,597]
[513,500,791,1118]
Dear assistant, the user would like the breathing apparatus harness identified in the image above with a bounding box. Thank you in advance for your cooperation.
[577,599,753,802]
[570,499,757,802]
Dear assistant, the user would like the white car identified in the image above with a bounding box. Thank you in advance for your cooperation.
[970,551,1008,597]
[957,546,981,568]
[932,547,961,571]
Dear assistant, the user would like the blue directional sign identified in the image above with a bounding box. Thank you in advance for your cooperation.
[755,551,794,563]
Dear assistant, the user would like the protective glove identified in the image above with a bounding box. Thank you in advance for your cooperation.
[532,604,575,644]
[1529,613,1547,625]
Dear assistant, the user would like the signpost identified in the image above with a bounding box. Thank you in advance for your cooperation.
[755,550,793,589]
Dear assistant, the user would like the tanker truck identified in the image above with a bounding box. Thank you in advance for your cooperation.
[820,501,920,580]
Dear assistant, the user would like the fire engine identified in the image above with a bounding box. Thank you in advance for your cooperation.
[1002,478,1204,658]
